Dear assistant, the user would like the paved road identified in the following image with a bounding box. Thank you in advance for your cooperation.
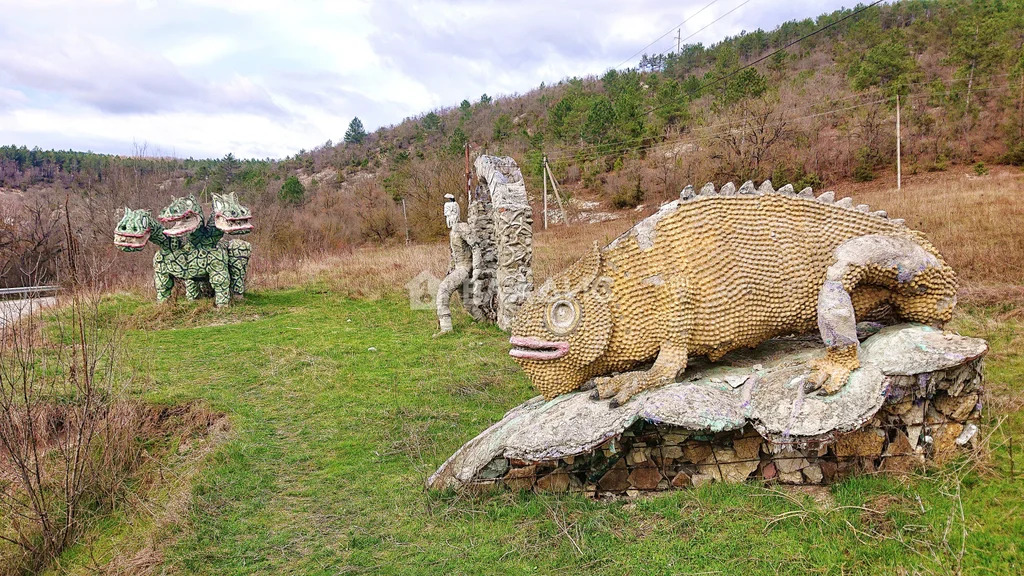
[0,297,56,328]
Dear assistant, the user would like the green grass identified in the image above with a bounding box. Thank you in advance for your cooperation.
[53,290,1023,575]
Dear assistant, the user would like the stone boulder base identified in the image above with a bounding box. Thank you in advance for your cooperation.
[428,325,986,495]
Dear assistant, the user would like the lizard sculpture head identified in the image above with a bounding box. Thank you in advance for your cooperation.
[113,207,153,251]
[158,194,204,238]
[509,243,614,399]
[212,191,254,235]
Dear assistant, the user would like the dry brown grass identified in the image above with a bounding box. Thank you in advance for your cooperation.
[252,167,1023,307]
[89,404,230,576]
[249,218,640,300]
[252,243,448,298]
[843,166,1024,304]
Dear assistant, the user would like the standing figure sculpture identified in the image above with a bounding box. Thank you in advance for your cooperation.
[113,192,253,307]
[443,193,460,229]
[436,195,482,334]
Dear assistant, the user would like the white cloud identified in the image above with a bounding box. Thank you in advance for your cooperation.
[0,87,27,110]
[0,106,316,158]
[164,35,240,67]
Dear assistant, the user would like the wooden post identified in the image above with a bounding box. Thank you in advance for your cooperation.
[896,93,902,191]
[542,155,548,230]
[544,158,567,225]
[464,142,471,204]
[401,198,410,245]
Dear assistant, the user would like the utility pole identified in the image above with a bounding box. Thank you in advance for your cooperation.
[896,94,902,191]
[543,155,549,230]
[676,28,681,54]
[401,198,410,245]
[543,156,567,225]
[464,142,472,204]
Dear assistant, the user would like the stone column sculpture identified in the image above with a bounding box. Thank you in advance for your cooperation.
[473,156,533,330]
[465,197,497,322]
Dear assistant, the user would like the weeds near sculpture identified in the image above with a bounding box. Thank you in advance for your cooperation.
[0,293,140,574]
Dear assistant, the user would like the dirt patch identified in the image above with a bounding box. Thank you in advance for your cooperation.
[97,402,230,576]
[782,484,837,509]
[860,493,910,537]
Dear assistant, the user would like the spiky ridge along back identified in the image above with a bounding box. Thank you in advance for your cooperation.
[678,180,899,224]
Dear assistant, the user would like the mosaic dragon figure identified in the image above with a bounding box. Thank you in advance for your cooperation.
[509,180,958,407]
[114,192,253,307]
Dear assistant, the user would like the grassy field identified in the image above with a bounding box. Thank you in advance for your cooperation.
[12,167,1021,574]
[43,287,1020,576]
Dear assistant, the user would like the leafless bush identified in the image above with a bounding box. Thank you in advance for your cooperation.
[0,294,139,575]
[711,95,790,181]
[0,196,65,289]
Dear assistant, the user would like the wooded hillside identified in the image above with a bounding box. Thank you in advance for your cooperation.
[2,0,1022,288]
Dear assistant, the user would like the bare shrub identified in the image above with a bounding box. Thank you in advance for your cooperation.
[0,295,139,574]
[0,196,64,289]
[710,95,789,181]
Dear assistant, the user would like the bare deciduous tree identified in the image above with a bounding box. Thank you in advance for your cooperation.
[712,96,789,180]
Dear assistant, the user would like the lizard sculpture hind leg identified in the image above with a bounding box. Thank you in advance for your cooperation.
[183,278,203,300]
[811,234,957,394]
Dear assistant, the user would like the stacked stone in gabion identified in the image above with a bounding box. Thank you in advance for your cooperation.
[429,324,987,495]
[475,362,981,495]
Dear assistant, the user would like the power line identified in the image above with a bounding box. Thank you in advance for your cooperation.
[664,0,754,65]
[613,0,721,70]
[546,80,1016,166]
[654,0,888,115]
[552,0,889,162]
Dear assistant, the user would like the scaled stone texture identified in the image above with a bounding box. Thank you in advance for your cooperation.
[113,192,253,307]
[428,324,987,494]
[508,181,958,405]
[474,155,534,330]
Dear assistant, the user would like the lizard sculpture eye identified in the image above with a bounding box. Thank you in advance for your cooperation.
[546,299,580,335]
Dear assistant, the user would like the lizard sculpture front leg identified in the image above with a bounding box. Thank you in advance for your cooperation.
[591,341,688,407]
[153,252,174,303]
[591,276,692,407]
[208,249,232,307]
[810,278,860,394]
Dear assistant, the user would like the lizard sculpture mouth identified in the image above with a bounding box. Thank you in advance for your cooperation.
[214,213,254,234]
[113,230,150,250]
[160,212,201,237]
[509,336,570,361]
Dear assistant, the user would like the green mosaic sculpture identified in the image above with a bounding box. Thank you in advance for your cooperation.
[114,193,253,307]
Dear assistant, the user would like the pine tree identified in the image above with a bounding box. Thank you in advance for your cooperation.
[279,176,305,204]
[344,117,367,144]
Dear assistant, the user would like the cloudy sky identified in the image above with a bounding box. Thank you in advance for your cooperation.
[0,0,855,159]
